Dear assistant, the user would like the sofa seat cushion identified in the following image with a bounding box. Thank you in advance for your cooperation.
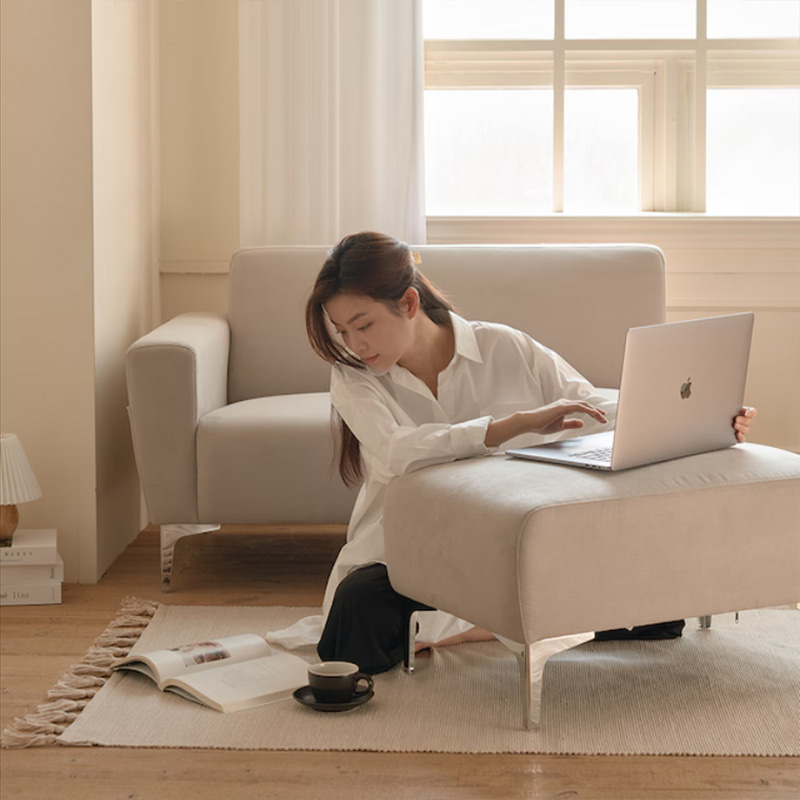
[384,443,800,644]
[197,393,358,524]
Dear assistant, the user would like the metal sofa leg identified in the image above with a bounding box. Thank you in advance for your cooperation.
[160,524,220,590]
[498,631,594,731]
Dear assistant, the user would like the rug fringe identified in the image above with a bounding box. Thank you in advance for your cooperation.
[1,596,158,749]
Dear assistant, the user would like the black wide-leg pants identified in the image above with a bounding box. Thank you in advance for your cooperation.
[317,563,434,675]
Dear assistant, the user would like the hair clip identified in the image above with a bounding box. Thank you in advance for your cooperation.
[412,251,422,266]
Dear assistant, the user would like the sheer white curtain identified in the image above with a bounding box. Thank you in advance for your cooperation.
[240,0,426,247]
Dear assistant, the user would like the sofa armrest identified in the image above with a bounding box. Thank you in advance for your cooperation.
[126,313,230,524]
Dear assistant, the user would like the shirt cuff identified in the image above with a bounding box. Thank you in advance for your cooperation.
[452,415,493,458]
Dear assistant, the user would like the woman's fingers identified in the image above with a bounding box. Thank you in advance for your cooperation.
[733,406,757,443]
[562,401,607,423]
[535,401,607,434]
[561,418,585,430]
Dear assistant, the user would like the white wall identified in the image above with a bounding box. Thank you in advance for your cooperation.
[92,0,159,574]
[0,0,157,582]
[159,0,239,321]
[1,0,97,582]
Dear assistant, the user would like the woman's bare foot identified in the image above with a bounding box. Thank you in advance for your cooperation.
[415,626,494,652]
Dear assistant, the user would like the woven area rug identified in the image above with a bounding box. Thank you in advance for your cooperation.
[4,599,799,755]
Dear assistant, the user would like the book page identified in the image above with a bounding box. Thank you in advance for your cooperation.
[164,651,309,712]
[116,634,271,684]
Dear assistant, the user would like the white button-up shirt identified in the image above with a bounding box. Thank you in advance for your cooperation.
[317,312,618,643]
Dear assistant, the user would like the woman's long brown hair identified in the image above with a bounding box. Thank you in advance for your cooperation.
[305,231,454,486]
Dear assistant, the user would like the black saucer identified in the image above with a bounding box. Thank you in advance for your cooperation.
[293,685,374,712]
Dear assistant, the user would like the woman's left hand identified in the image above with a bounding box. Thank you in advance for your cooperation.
[733,406,757,443]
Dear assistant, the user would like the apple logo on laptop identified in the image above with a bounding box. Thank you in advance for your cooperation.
[680,377,692,399]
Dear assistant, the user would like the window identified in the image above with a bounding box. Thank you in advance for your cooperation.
[706,88,800,214]
[423,0,800,216]
[424,90,553,215]
[564,88,638,212]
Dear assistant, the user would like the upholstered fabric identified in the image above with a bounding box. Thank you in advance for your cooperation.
[227,244,666,403]
[126,313,230,523]
[384,444,800,644]
[197,393,358,523]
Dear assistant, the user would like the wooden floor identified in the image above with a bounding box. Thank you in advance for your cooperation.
[1,527,798,800]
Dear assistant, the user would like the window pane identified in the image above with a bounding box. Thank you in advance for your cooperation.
[564,89,639,213]
[566,0,695,39]
[424,90,553,215]
[708,0,800,39]
[707,89,800,215]
[423,0,553,40]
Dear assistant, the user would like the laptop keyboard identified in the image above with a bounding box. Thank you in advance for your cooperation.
[566,447,613,463]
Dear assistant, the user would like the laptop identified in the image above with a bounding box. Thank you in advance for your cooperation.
[506,313,754,471]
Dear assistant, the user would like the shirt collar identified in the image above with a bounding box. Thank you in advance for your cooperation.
[449,312,483,364]
[382,312,483,394]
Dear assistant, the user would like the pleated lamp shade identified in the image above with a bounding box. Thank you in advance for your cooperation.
[0,433,43,505]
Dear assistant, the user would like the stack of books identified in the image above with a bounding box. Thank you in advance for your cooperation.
[0,529,63,605]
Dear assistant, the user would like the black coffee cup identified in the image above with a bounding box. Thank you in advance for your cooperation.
[308,661,374,704]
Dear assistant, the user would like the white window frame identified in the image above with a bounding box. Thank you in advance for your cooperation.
[424,0,800,218]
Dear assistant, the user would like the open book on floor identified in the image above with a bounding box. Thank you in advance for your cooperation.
[113,633,308,712]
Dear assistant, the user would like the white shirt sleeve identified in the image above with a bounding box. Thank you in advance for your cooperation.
[521,332,618,436]
[331,367,492,478]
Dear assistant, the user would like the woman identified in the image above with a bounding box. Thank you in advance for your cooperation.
[269,231,757,672]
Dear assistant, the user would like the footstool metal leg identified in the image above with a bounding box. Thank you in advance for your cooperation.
[498,631,593,731]
[403,610,420,674]
[515,643,543,731]
[699,615,712,629]
[160,524,220,590]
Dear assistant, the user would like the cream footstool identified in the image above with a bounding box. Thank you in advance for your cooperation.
[383,444,800,730]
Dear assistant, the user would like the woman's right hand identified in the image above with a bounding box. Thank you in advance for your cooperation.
[521,400,608,435]
[485,400,607,448]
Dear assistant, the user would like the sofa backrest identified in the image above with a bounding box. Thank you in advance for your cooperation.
[227,244,666,403]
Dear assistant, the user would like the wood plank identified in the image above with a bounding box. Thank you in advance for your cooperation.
[2,752,798,800]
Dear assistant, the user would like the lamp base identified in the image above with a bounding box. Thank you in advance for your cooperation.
[0,504,20,546]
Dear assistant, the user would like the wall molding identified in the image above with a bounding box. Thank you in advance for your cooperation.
[159,218,800,274]
[160,260,230,274]
[426,216,800,250]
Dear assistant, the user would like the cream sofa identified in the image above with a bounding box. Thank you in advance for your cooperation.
[127,244,668,586]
